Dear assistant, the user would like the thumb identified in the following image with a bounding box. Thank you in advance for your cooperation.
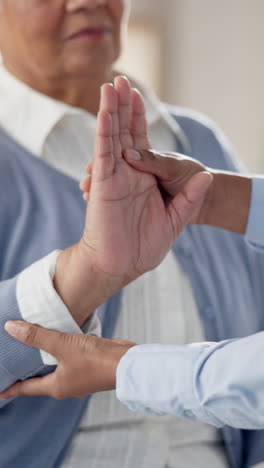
[169,171,213,231]
[5,321,62,359]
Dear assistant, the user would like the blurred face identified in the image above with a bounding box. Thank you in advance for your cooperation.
[0,0,129,82]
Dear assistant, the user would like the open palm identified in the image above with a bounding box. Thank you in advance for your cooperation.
[82,76,211,280]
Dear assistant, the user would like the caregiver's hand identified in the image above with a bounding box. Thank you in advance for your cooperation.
[83,145,251,235]
[124,150,210,225]
[0,321,135,399]
[122,149,251,234]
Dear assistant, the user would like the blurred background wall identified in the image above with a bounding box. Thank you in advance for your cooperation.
[117,0,264,172]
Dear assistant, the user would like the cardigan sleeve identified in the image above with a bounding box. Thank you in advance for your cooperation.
[0,275,46,394]
[0,251,101,407]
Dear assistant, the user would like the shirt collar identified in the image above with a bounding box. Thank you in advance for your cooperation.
[0,64,94,157]
[0,63,190,156]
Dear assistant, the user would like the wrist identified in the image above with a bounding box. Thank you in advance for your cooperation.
[106,343,136,390]
[90,338,136,391]
[54,241,125,327]
[198,170,252,234]
[195,169,215,225]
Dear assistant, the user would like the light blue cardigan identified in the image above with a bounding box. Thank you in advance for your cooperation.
[0,108,263,468]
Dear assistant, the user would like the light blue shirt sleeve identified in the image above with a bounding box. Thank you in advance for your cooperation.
[245,176,264,247]
[116,332,264,429]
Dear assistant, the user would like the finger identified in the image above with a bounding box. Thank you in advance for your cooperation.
[0,373,56,399]
[168,172,213,232]
[100,83,122,162]
[5,321,62,359]
[93,108,114,182]
[83,192,90,202]
[130,89,151,149]
[114,76,133,150]
[85,162,93,174]
[124,149,180,181]
[79,175,91,193]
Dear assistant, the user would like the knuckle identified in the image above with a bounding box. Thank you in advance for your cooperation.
[68,333,99,354]
[57,331,69,346]
[78,334,98,354]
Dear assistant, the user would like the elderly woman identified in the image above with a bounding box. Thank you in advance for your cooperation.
[1,1,264,468]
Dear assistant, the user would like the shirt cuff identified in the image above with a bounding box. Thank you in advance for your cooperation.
[17,250,101,365]
[245,176,264,247]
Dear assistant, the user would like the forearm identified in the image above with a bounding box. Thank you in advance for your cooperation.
[199,170,252,234]
[116,332,264,429]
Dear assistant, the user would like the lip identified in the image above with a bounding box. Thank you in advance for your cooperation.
[66,25,112,41]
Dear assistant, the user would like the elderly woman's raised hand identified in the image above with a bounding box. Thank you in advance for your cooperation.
[81,76,213,281]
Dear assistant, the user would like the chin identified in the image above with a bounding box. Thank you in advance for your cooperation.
[64,51,116,79]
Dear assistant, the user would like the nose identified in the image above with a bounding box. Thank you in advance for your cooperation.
[66,0,106,13]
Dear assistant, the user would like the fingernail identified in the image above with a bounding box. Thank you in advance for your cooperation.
[124,150,141,161]
[5,320,25,337]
